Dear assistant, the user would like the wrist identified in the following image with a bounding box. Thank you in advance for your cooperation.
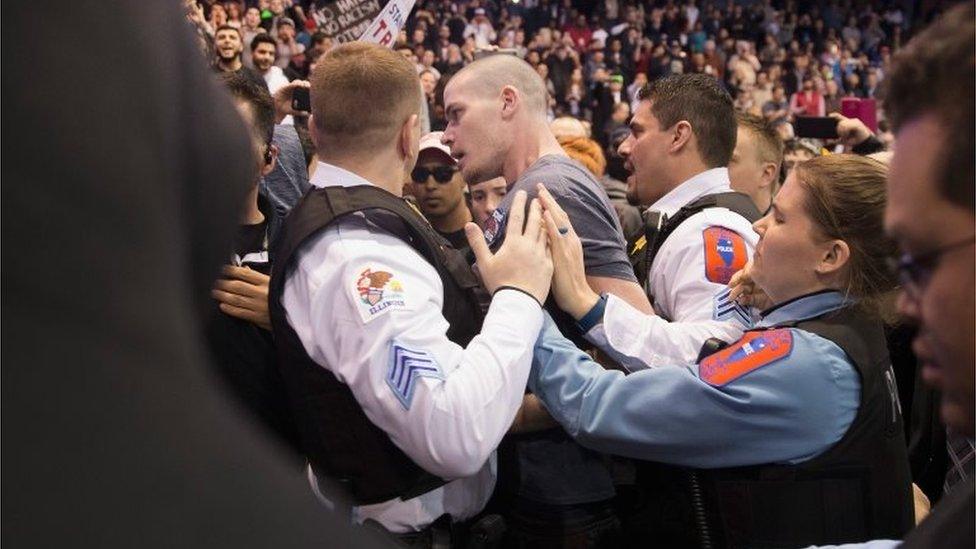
[575,293,608,333]
[494,285,543,308]
[567,286,600,321]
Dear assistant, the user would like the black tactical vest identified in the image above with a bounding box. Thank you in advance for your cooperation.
[655,304,914,548]
[630,192,761,288]
[268,184,484,506]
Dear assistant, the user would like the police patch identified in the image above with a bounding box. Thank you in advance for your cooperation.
[483,208,506,247]
[713,287,752,327]
[699,329,793,386]
[352,266,408,323]
[387,342,443,410]
[703,227,748,284]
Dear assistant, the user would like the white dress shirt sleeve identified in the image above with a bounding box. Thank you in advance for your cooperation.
[585,293,747,370]
[286,225,543,480]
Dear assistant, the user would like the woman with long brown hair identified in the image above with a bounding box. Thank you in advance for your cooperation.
[528,154,914,547]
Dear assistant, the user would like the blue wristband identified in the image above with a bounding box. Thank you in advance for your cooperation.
[576,294,608,333]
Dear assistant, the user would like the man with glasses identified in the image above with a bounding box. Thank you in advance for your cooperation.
[411,132,473,251]
[883,4,974,547]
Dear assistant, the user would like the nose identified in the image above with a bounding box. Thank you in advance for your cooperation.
[618,135,633,158]
[896,288,920,321]
[441,128,454,147]
[752,214,769,236]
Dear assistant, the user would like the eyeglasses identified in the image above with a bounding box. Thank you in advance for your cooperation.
[888,235,975,298]
[411,165,457,184]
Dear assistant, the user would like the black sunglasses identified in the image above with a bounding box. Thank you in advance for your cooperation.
[887,235,975,294]
[412,165,457,184]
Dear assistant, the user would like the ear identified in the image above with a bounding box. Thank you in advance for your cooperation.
[816,239,851,279]
[669,120,694,154]
[500,85,519,120]
[399,113,420,164]
[261,144,279,176]
[308,114,319,150]
[759,162,778,190]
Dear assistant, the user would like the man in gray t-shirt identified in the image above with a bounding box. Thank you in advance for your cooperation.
[443,53,651,546]
[484,154,634,282]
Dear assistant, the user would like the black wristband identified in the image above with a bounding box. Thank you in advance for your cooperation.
[493,285,543,308]
[852,135,885,155]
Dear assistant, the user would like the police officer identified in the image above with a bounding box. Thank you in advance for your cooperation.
[621,74,763,368]
[532,154,914,547]
[268,42,552,543]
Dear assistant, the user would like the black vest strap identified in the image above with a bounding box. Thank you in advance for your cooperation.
[269,184,484,506]
[632,191,761,287]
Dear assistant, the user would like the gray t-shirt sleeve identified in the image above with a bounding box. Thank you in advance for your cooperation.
[507,156,636,282]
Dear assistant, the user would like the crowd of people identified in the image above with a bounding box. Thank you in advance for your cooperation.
[5,1,973,548]
[187,0,936,170]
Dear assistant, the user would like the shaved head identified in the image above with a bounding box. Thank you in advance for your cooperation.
[450,54,548,117]
[442,53,558,184]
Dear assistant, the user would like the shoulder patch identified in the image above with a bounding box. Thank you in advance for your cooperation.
[483,208,506,247]
[699,329,794,386]
[386,342,444,410]
[703,227,748,284]
[713,287,753,327]
[351,266,409,323]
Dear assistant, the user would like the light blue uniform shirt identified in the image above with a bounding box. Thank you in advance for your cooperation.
[528,291,862,469]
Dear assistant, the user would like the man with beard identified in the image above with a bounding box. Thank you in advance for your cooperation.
[213,25,267,90]
[251,34,289,94]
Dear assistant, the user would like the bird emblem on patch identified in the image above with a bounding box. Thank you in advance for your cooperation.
[353,267,407,323]
[698,329,794,386]
[703,227,748,284]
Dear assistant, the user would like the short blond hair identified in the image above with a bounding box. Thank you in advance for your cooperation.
[310,42,420,156]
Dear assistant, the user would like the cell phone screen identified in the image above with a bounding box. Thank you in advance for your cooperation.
[794,116,839,139]
[291,87,311,113]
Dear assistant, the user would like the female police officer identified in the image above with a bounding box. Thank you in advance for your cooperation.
[529,154,914,548]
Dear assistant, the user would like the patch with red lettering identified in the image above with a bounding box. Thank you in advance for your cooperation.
[698,329,794,386]
[703,227,748,284]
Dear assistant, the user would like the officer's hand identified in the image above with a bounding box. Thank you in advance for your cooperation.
[829,112,873,148]
[212,265,272,331]
[537,184,600,320]
[465,190,553,306]
[727,261,773,311]
[272,80,311,124]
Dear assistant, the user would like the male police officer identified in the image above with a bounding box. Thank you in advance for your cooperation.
[608,74,763,369]
[268,42,552,541]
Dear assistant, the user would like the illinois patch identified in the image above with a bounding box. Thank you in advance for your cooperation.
[387,342,444,410]
[483,208,506,247]
[703,227,748,284]
[699,329,793,386]
[352,266,408,323]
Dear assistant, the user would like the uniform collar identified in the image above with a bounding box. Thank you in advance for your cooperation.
[649,167,732,217]
[757,290,851,328]
[309,161,375,189]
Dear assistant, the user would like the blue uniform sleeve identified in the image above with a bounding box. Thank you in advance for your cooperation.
[529,315,861,468]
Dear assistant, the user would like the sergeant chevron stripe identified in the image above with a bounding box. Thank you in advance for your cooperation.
[387,343,444,410]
